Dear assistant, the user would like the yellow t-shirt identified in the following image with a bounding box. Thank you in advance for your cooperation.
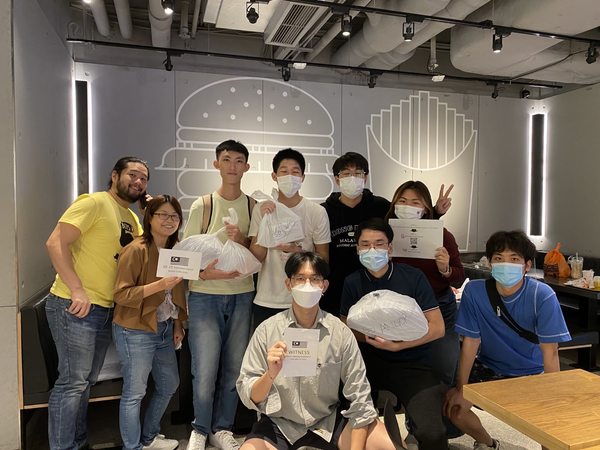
[50,191,143,308]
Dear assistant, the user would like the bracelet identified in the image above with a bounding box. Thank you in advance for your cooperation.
[439,266,451,276]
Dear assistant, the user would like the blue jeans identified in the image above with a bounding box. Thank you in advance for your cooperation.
[113,321,179,450]
[45,294,113,450]
[188,291,254,435]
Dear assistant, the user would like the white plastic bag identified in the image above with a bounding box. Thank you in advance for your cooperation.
[251,191,305,248]
[215,240,262,277]
[214,208,262,277]
[174,233,223,270]
[346,289,429,341]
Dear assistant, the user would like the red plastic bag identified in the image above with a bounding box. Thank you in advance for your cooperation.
[544,243,570,278]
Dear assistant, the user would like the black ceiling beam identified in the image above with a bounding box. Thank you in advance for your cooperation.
[289,0,600,47]
[66,38,563,89]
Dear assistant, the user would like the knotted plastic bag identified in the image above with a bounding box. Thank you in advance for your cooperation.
[251,191,305,248]
[346,289,429,341]
[543,242,570,278]
[174,233,223,270]
[214,208,262,277]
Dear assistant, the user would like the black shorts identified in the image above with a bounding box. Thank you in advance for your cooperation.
[245,412,347,450]
[468,359,511,384]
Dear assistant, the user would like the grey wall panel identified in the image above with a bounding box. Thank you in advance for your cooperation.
[76,63,545,254]
[14,0,73,304]
[545,84,600,256]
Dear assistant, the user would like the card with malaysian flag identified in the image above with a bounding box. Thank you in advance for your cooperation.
[156,248,202,280]
[281,328,319,377]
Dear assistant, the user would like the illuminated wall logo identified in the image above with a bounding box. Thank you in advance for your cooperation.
[156,77,337,212]
[366,91,478,250]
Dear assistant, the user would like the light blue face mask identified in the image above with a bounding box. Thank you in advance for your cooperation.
[491,262,525,288]
[359,248,389,272]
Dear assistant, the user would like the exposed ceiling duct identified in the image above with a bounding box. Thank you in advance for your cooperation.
[364,0,489,70]
[113,0,132,39]
[264,1,329,48]
[148,0,173,47]
[88,0,110,37]
[450,0,600,83]
[331,0,452,67]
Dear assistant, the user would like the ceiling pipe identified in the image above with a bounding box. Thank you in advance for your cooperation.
[451,0,600,77]
[88,0,110,37]
[364,0,489,70]
[180,0,190,39]
[148,0,173,47]
[331,0,451,67]
[191,0,203,38]
[306,0,371,62]
[114,0,133,39]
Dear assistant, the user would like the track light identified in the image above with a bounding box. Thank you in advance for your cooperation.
[491,84,499,99]
[281,65,291,82]
[341,14,352,37]
[161,0,173,16]
[520,89,531,99]
[246,2,259,24]
[492,32,502,53]
[163,54,173,71]
[82,0,92,4]
[586,44,598,64]
[402,21,415,42]
[368,71,381,89]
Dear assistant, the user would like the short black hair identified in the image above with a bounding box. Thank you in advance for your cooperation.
[107,156,149,189]
[272,148,306,174]
[485,230,536,263]
[216,140,249,162]
[284,251,330,279]
[332,152,369,176]
[355,218,394,244]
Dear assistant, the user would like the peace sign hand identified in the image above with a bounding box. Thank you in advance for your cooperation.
[435,184,454,215]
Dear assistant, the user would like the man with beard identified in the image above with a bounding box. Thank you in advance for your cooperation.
[45,156,149,450]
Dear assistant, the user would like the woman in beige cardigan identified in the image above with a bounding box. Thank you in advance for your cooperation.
[113,195,187,450]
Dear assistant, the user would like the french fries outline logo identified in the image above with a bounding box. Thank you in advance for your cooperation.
[366,91,477,251]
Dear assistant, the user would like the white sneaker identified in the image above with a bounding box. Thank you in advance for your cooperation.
[143,434,179,450]
[208,430,240,450]
[186,430,207,450]
[473,439,500,450]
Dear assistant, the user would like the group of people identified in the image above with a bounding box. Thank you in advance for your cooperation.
[44,141,572,450]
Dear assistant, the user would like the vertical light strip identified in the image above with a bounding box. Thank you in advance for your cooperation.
[71,77,78,200]
[87,82,94,192]
[528,113,545,236]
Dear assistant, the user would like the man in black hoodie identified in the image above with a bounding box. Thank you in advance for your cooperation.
[321,153,390,316]
[321,152,452,316]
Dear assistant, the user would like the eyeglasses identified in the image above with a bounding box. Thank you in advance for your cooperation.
[290,275,325,286]
[357,240,389,250]
[338,170,366,178]
[153,212,180,222]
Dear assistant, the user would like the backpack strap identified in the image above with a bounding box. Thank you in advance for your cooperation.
[247,195,257,219]
[200,194,213,235]
[485,278,539,344]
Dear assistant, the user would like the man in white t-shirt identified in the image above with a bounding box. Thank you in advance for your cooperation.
[249,148,331,326]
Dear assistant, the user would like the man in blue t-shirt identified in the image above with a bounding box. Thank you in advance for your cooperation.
[444,230,571,450]
[340,218,447,450]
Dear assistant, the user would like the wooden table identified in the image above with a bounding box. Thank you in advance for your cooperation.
[463,369,600,449]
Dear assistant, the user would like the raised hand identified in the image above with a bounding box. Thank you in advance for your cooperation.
[266,341,288,381]
[435,184,454,215]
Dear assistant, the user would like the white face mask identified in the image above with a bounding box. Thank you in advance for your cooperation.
[277,175,303,198]
[339,176,365,199]
[395,204,425,219]
[291,281,322,309]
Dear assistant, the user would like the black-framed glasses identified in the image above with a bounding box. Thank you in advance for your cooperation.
[153,212,180,222]
[338,170,366,178]
[290,275,325,286]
